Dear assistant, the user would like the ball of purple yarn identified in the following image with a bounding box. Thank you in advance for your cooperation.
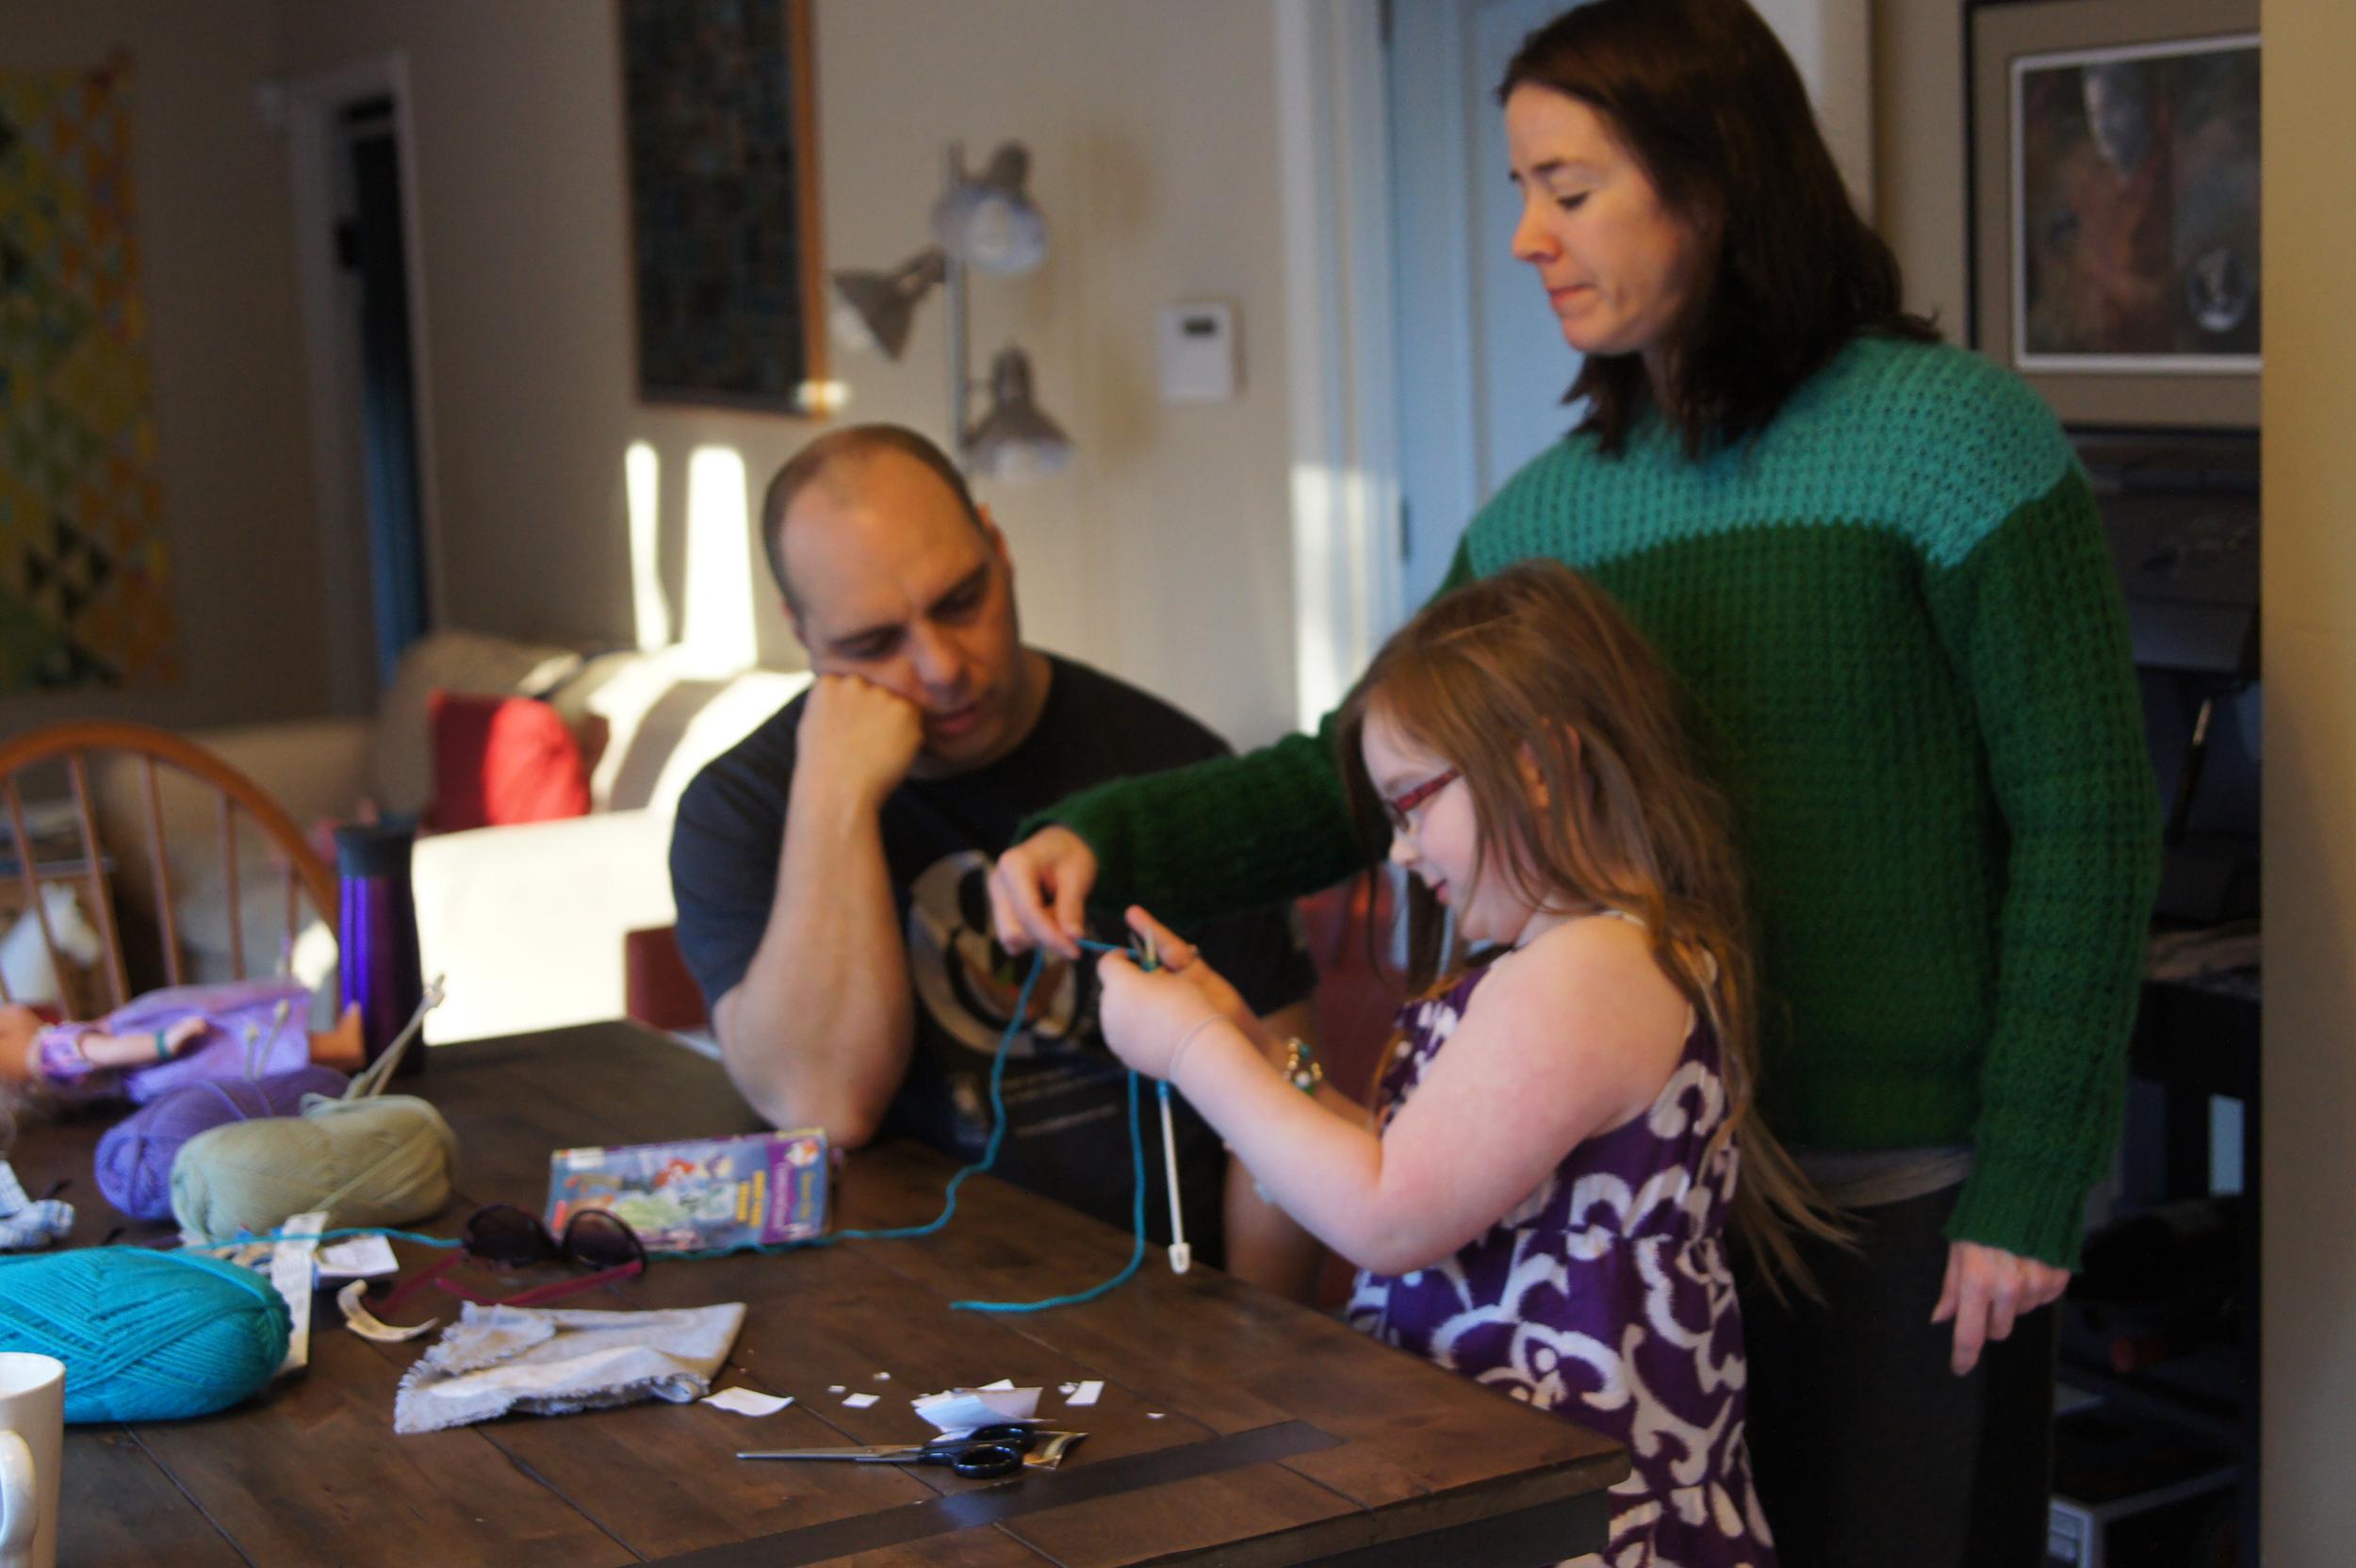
[95,1067,351,1220]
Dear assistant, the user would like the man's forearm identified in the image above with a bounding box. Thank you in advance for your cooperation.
[717,776,912,1144]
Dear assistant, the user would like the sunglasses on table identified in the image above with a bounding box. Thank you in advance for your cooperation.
[372,1202,647,1316]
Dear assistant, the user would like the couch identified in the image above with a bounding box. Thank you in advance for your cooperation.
[94,629,807,1045]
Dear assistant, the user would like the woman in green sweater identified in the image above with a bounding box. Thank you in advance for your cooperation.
[990,3,2157,1563]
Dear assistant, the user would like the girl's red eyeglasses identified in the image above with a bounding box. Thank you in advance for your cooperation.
[1381,767,1461,835]
[371,1202,646,1317]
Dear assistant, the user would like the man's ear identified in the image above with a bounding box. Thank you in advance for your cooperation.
[977,504,1014,578]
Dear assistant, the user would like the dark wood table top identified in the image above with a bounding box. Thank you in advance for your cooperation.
[13,1021,1626,1566]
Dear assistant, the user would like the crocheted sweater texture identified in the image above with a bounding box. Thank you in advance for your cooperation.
[1040,335,2159,1267]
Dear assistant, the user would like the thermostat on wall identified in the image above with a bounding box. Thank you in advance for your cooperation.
[1158,302,1238,402]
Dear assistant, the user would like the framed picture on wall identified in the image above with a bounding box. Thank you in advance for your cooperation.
[620,0,826,414]
[1970,0,2259,430]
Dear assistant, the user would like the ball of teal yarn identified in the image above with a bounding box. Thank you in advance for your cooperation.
[0,1249,290,1423]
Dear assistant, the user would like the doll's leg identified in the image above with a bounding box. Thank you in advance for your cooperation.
[310,1003,365,1071]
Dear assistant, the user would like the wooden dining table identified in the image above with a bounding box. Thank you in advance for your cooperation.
[11,1021,1626,1566]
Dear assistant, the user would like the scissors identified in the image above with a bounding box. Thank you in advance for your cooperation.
[738,1422,1038,1479]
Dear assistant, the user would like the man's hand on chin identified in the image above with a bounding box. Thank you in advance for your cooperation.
[795,674,927,808]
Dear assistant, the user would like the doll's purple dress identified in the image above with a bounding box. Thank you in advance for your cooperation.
[36,977,316,1104]
[1345,964,1778,1568]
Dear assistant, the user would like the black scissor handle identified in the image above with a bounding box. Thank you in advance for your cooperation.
[915,1424,1034,1479]
[955,1423,1036,1452]
[924,1441,1023,1478]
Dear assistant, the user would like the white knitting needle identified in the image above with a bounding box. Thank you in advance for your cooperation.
[348,975,448,1101]
[1137,928,1193,1274]
[1158,1085,1190,1275]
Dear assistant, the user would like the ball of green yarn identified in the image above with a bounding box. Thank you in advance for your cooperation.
[171,1093,457,1241]
[0,1249,290,1422]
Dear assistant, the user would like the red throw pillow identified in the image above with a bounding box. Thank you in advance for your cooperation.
[427,690,592,832]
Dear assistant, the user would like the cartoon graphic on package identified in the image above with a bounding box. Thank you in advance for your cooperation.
[547,1130,828,1253]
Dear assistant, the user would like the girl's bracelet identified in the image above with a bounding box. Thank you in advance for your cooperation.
[1164,1013,1227,1084]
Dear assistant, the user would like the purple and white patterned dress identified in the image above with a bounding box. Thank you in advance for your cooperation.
[1345,961,1777,1568]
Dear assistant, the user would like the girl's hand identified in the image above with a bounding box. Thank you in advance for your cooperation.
[1120,907,1264,1041]
[1095,907,1263,1079]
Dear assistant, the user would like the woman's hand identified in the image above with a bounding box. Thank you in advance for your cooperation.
[1095,906,1265,1080]
[988,826,1098,959]
[1931,1239,2071,1376]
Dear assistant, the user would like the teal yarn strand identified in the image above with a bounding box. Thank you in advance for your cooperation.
[826,946,1053,1248]
[677,949,1160,1314]
[952,1068,1147,1314]
[0,1249,290,1423]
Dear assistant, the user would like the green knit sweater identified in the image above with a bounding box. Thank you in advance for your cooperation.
[1040,336,2160,1268]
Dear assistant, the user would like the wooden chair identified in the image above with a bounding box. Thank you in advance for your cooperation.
[0,720,335,1012]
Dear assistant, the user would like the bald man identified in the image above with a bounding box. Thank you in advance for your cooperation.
[668,425,1320,1294]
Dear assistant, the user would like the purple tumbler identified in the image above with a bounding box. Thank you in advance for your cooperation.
[336,820,425,1077]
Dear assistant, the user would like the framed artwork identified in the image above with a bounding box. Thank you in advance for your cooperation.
[1970,0,2259,430]
[620,0,826,414]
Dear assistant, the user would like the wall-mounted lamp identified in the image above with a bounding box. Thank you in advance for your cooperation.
[829,141,1072,479]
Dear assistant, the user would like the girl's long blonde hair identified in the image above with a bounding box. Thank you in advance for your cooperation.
[1335,561,1839,1294]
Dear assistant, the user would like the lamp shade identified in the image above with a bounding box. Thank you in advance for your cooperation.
[931,142,1048,276]
[963,346,1072,479]
[828,247,947,359]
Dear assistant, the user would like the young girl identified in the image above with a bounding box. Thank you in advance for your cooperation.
[1096,562,1831,1568]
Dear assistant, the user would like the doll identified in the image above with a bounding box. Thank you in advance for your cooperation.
[0,976,364,1104]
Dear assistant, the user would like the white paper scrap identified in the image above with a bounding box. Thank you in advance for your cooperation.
[317,1235,401,1280]
[270,1212,327,1378]
[872,1371,892,1381]
[911,1385,1041,1434]
[1065,1380,1104,1408]
[826,1383,846,1394]
[702,1387,794,1417]
[842,1392,879,1410]
[336,1280,437,1344]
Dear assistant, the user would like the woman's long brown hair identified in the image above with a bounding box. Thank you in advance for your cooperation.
[1336,562,1841,1295]
[1498,0,1939,459]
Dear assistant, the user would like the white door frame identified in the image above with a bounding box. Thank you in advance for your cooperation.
[1273,0,1404,732]
[1272,1,1876,737]
[263,54,446,712]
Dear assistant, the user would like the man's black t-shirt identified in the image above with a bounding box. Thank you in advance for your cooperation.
[668,654,1317,1265]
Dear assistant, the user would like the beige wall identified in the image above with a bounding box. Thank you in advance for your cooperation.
[267,0,1302,749]
[1871,0,1969,330]
[2262,0,2356,1555]
[0,1,325,741]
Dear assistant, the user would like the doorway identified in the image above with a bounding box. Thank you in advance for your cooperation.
[280,57,441,714]
[1385,0,1585,616]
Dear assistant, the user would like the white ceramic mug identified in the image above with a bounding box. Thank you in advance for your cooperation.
[0,1353,62,1568]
